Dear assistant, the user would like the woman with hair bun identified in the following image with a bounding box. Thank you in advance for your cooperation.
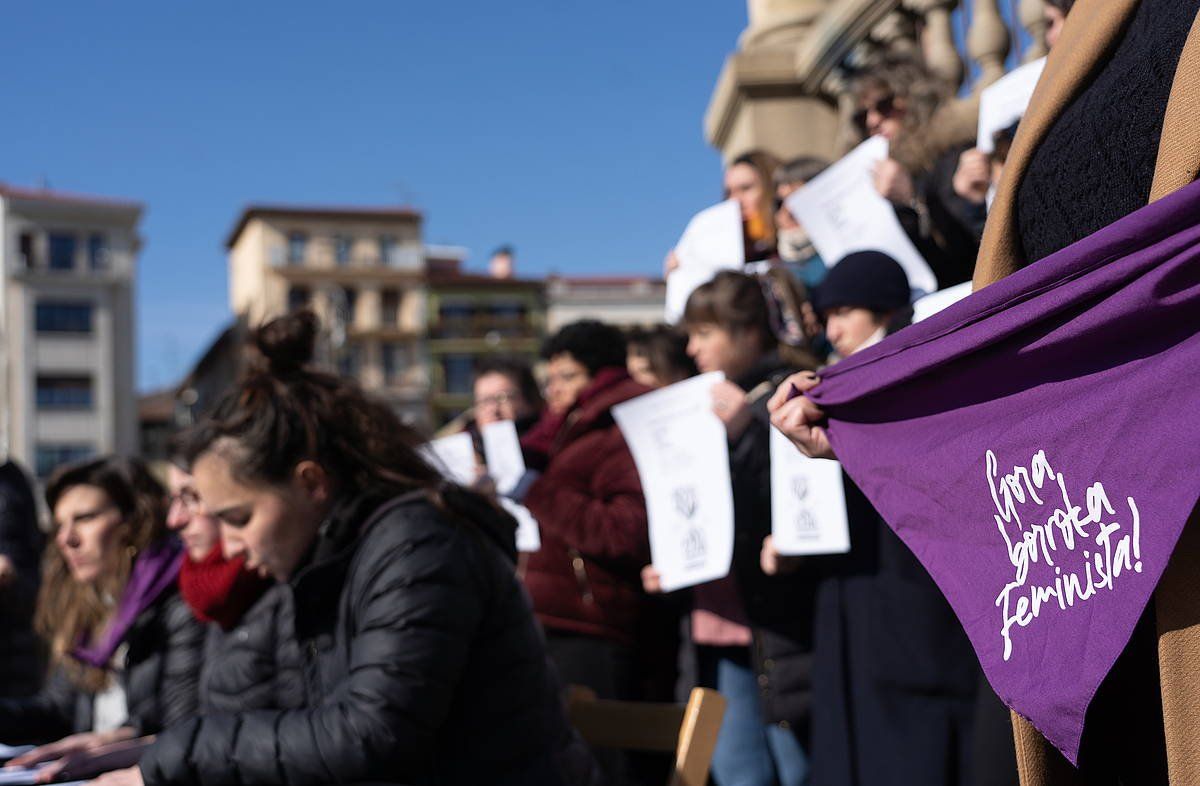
[117,310,597,786]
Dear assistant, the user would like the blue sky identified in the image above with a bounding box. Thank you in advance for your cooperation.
[1,2,746,391]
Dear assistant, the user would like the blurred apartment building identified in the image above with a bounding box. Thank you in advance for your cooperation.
[0,183,140,478]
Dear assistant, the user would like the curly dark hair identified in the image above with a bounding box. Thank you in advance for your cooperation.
[540,319,628,374]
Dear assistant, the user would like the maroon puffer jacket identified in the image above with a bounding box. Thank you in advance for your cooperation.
[521,370,651,645]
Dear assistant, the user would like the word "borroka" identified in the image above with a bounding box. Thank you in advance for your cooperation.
[986,449,1143,662]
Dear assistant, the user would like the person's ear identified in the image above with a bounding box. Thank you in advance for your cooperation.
[292,461,331,506]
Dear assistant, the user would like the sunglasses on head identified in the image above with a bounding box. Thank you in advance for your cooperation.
[852,94,899,131]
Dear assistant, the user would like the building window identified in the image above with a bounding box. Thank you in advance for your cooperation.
[442,354,475,396]
[49,233,76,271]
[335,286,358,328]
[334,235,352,266]
[438,302,475,338]
[336,342,362,378]
[380,289,401,327]
[35,443,95,478]
[382,342,411,384]
[88,234,108,270]
[287,285,311,312]
[36,375,94,410]
[35,301,94,334]
[287,232,307,265]
[19,232,36,269]
[379,235,396,266]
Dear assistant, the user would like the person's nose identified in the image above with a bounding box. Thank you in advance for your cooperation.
[166,498,189,531]
[57,521,79,550]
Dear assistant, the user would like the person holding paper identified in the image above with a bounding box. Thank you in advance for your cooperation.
[122,311,596,786]
[0,458,205,764]
[767,256,979,786]
[519,322,654,705]
[644,272,818,786]
[853,54,984,287]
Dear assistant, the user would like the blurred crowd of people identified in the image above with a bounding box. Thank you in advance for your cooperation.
[6,0,1191,784]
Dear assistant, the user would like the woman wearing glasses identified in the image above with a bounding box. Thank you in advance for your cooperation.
[853,53,985,290]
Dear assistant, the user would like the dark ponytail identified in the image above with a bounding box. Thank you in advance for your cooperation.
[180,311,512,547]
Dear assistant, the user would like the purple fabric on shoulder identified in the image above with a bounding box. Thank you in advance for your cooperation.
[808,178,1200,764]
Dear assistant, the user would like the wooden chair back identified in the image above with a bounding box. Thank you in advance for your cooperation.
[566,685,726,786]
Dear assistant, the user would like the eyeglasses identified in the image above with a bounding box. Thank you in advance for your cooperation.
[852,94,899,132]
[475,391,521,409]
[168,488,205,514]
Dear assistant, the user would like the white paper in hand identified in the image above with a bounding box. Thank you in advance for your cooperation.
[421,432,476,486]
[784,136,937,298]
[912,281,973,323]
[480,421,526,494]
[613,373,735,592]
[977,57,1046,153]
[665,199,744,322]
[480,421,541,553]
[769,427,850,555]
[0,745,33,762]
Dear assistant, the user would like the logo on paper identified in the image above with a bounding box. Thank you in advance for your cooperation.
[987,449,1144,662]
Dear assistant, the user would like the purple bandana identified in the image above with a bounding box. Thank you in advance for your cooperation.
[808,178,1200,764]
[72,538,183,669]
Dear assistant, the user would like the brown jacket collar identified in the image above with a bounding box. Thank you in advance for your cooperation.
[973,0,1200,288]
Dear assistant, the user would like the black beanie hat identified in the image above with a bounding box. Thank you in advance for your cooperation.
[813,250,912,313]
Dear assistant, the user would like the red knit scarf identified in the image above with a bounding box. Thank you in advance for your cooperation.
[178,544,274,630]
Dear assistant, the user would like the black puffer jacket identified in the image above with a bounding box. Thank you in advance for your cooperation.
[198,582,306,713]
[0,588,204,743]
[141,488,598,786]
[727,355,821,731]
[0,460,44,698]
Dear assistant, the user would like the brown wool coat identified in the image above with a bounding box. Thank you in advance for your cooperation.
[973,1,1200,783]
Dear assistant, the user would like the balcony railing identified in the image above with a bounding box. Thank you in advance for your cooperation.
[430,316,538,341]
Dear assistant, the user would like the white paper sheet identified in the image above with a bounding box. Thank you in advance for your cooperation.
[769,427,851,555]
[912,281,973,323]
[784,136,937,298]
[421,432,476,486]
[612,373,734,592]
[977,57,1046,153]
[0,764,75,786]
[0,746,33,762]
[480,421,541,553]
[665,199,744,322]
[480,421,525,495]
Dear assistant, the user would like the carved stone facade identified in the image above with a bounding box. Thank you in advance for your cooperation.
[706,0,1050,162]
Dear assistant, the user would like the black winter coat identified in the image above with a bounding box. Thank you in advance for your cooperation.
[198,582,306,713]
[724,355,821,732]
[808,476,980,786]
[141,489,596,786]
[0,588,204,743]
[0,460,44,698]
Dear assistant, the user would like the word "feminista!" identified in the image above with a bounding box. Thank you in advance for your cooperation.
[986,449,1143,662]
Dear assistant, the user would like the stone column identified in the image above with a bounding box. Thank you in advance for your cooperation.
[705,0,842,163]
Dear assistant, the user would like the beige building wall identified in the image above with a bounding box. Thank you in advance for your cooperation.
[546,277,667,332]
[223,206,435,428]
[0,186,141,477]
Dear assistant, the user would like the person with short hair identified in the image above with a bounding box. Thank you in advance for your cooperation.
[519,320,652,711]
[472,355,544,432]
[625,325,696,389]
[645,271,818,786]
